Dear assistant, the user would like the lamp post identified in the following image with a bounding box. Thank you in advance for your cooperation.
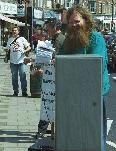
[52,0,54,9]
[111,0,116,32]
[64,0,66,8]
[22,0,29,39]
[24,0,27,27]
[111,0,114,32]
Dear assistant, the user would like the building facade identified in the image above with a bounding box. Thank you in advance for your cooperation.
[31,0,116,31]
[88,0,116,31]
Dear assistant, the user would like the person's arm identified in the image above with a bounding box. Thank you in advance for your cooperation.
[24,45,31,53]
[87,31,108,69]
[21,37,31,53]
[4,38,11,52]
[88,32,107,55]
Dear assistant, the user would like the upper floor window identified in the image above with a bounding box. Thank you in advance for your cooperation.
[105,2,111,15]
[67,2,70,8]
[102,3,105,14]
[114,5,116,15]
[89,1,96,13]
[98,2,102,14]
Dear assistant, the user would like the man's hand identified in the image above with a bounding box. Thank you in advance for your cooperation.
[51,58,55,64]
[24,58,30,65]
[24,58,35,65]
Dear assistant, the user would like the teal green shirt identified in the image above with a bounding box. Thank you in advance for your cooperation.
[58,31,110,95]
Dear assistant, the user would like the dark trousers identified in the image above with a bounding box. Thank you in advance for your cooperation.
[103,95,108,151]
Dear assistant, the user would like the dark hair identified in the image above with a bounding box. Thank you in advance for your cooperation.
[42,30,48,40]
[12,26,20,31]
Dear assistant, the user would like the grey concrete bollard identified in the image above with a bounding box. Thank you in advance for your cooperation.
[55,55,103,151]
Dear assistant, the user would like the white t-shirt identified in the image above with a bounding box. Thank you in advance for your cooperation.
[7,36,30,64]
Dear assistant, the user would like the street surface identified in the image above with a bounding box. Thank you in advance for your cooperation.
[0,54,115,151]
[106,72,116,151]
[0,54,40,151]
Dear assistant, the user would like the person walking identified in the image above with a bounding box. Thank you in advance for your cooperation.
[6,26,31,96]
[58,5,110,151]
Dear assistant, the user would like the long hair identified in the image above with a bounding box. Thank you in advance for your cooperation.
[64,5,95,52]
[67,5,95,32]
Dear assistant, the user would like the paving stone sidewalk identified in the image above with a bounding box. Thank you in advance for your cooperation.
[0,55,40,151]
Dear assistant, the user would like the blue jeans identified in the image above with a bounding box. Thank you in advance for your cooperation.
[10,63,27,93]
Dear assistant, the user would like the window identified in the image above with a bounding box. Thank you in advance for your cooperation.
[67,2,69,8]
[98,2,102,14]
[102,3,105,14]
[89,1,96,13]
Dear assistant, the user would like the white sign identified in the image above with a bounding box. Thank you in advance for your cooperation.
[54,12,61,20]
[34,9,43,19]
[44,10,56,19]
[17,4,25,17]
[104,16,111,20]
[0,1,17,14]
[47,1,52,9]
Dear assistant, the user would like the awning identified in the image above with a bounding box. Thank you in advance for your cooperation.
[0,13,26,26]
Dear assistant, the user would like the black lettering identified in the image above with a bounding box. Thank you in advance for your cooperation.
[4,5,9,11]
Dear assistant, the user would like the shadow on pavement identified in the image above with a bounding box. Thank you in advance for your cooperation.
[0,94,34,98]
[0,130,36,143]
[0,94,17,97]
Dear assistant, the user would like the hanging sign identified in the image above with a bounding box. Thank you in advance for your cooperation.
[17,4,25,17]
[0,1,17,14]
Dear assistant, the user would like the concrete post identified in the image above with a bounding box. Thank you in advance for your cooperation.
[55,55,103,151]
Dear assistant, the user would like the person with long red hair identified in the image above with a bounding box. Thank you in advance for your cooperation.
[58,5,110,151]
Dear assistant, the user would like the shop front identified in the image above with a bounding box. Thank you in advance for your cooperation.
[0,1,25,46]
[0,13,25,46]
[94,15,116,32]
[104,16,116,32]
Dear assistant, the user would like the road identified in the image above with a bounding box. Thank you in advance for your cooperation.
[106,73,116,151]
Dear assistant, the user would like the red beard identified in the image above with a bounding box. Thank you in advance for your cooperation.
[64,25,90,52]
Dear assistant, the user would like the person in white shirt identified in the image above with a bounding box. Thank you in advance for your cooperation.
[6,26,31,96]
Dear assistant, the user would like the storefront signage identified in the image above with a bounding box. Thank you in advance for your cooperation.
[104,16,116,20]
[44,10,56,19]
[104,16,111,20]
[0,1,17,14]
[17,4,25,17]
[34,9,43,19]
[54,12,61,20]
[93,16,104,21]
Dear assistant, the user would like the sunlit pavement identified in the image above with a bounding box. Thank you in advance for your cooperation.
[0,54,116,151]
[0,55,40,151]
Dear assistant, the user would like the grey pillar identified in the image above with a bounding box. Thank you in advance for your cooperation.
[55,55,103,151]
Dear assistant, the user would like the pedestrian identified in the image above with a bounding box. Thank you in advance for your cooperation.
[58,5,110,151]
[35,33,55,137]
[53,23,65,53]
[24,32,55,137]
[6,26,31,97]
[32,27,43,50]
